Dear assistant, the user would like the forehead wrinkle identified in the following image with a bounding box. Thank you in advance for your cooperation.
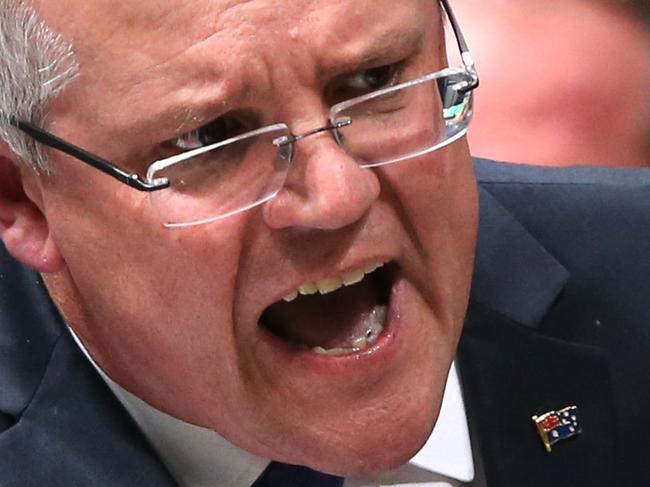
[118,4,303,130]
[77,18,263,141]
[122,0,262,79]
[323,28,426,79]
[106,1,277,105]
[36,0,261,88]
[43,0,437,143]
[304,1,437,78]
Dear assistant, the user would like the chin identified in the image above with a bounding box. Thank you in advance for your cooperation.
[309,402,441,477]
[265,374,446,478]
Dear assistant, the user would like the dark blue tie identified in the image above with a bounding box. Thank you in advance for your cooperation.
[252,461,344,487]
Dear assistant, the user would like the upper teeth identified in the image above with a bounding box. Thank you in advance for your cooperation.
[283,261,385,302]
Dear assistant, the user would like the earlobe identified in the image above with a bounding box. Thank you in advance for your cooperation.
[0,152,65,273]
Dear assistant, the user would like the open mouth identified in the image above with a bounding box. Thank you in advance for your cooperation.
[260,261,397,356]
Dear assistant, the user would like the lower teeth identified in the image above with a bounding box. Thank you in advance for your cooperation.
[312,305,387,356]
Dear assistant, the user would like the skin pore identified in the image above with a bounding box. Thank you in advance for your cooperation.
[2,0,478,476]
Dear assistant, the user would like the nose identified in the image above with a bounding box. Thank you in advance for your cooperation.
[262,130,380,230]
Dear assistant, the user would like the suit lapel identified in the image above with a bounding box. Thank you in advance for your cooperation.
[458,188,619,487]
[0,253,63,418]
[0,331,177,487]
[469,188,569,329]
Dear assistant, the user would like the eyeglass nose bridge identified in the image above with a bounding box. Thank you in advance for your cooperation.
[272,116,352,148]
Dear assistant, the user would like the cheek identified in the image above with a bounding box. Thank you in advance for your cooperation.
[42,165,251,345]
[381,143,477,258]
[42,173,262,418]
[380,142,475,224]
[379,142,477,316]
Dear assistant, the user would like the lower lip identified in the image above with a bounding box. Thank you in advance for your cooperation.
[257,275,407,376]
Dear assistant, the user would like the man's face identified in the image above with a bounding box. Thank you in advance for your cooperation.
[27,0,478,475]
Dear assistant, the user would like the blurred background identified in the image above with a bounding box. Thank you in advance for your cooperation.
[453,0,650,167]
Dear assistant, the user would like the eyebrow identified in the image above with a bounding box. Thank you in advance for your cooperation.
[122,78,237,150]
[319,23,428,77]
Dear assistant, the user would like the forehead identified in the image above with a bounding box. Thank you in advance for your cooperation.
[35,0,439,149]
[37,0,435,69]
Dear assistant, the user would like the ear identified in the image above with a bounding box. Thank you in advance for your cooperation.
[0,145,64,273]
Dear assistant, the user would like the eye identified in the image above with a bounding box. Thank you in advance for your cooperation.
[350,64,401,91]
[173,115,249,151]
[327,62,405,103]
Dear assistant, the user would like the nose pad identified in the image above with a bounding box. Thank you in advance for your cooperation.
[274,139,294,170]
[262,134,380,231]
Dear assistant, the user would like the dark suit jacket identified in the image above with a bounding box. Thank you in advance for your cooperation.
[1,159,649,486]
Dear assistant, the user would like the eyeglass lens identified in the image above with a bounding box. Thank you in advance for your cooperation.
[147,70,473,227]
[332,70,473,169]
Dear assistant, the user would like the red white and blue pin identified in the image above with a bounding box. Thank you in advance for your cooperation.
[532,405,582,452]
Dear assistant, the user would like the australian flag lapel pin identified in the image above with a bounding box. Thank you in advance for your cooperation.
[532,405,582,452]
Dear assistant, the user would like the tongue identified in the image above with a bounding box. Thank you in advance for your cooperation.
[262,279,382,349]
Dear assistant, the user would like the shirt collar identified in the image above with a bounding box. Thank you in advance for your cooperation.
[409,361,475,482]
[68,326,474,485]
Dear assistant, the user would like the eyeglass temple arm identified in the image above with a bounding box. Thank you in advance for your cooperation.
[5,116,169,192]
[439,0,479,89]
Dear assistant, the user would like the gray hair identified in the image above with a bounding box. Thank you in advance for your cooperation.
[0,0,78,171]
